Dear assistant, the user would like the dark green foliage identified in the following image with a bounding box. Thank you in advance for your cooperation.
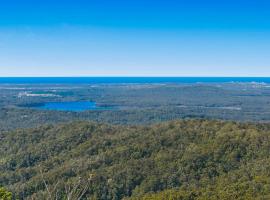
[1,120,270,199]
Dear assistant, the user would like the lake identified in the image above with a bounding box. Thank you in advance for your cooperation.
[30,101,115,112]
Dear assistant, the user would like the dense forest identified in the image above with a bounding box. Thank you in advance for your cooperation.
[2,83,270,132]
[1,119,270,199]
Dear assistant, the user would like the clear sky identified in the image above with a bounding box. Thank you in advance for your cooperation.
[0,0,270,77]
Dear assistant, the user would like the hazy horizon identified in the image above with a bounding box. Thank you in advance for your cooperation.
[1,76,270,78]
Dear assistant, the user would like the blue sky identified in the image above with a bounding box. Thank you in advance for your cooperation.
[0,0,270,76]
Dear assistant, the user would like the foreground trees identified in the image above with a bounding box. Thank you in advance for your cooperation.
[1,120,270,199]
[0,187,12,200]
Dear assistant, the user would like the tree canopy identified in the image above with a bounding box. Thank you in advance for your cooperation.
[1,120,270,199]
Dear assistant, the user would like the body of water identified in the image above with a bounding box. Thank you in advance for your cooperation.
[1,77,270,84]
[30,101,114,112]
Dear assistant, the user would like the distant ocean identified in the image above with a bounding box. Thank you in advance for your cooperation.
[0,77,270,84]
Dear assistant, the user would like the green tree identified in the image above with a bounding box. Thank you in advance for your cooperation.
[0,187,12,200]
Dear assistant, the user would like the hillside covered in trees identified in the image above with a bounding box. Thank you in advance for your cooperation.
[1,120,270,199]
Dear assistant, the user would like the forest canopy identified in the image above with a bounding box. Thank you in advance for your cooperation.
[1,119,270,199]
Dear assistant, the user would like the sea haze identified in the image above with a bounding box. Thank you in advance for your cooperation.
[0,77,270,84]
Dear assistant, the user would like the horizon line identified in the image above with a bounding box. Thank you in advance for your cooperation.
[1,76,270,78]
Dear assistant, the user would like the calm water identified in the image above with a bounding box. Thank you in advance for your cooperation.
[1,77,270,84]
[31,101,114,112]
